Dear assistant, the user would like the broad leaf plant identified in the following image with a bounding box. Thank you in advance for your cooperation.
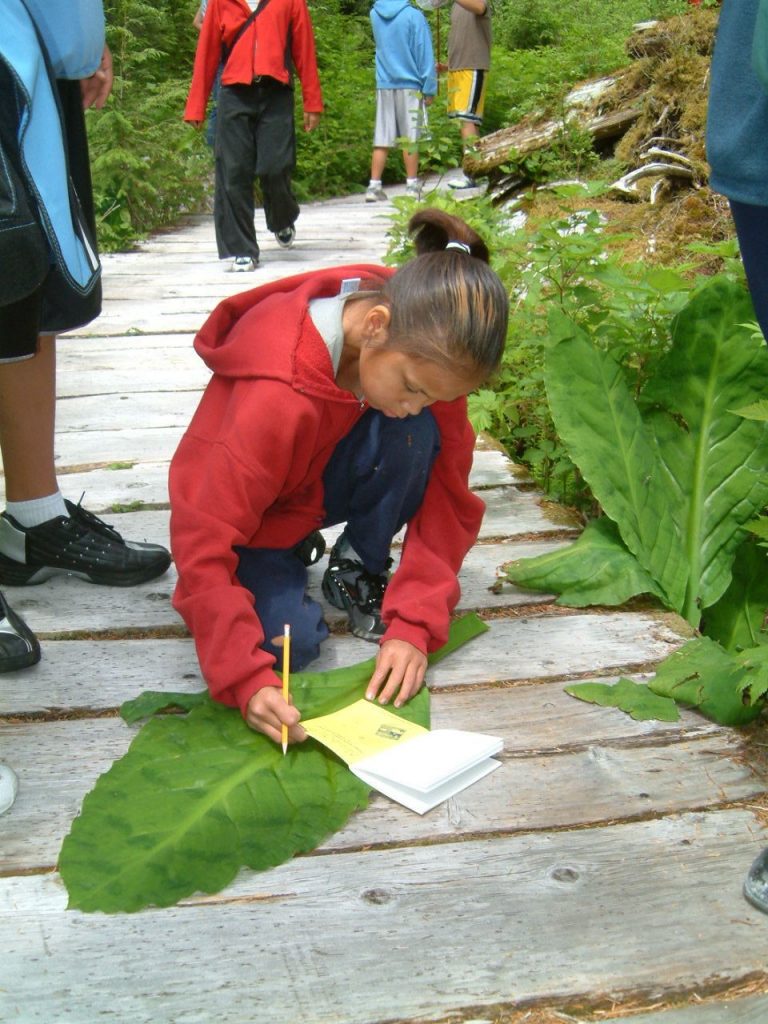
[505,278,768,725]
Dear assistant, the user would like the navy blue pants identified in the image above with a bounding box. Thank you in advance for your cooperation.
[730,199,768,342]
[235,408,441,669]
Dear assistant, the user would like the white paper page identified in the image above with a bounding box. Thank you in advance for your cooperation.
[352,729,503,793]
[353,757,502,815]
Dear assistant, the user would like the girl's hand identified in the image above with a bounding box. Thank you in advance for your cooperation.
[245,686,306,745]
[366,639,427,708]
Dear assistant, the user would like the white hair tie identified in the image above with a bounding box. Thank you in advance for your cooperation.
[445,240,471,255]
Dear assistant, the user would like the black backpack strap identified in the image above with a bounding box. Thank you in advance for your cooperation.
[221,0,273,69]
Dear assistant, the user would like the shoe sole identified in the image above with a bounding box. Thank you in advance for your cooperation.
[0,552,171,588]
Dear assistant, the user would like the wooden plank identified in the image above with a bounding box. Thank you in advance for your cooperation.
[3,442,518,503]
[597,995,768,1024]
[56,357,210,397]
[4,533,682,650]
[0,492,562,569]
[1,812,765,1024]
[1,707,761,872]
[58,332,198,353]
[54,390,199,433]
[0,620,708,738]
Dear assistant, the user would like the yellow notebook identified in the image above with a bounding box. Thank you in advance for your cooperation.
[303,699,502,814]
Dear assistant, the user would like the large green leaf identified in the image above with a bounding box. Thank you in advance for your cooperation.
[545,329,688,611]
[648,636,765,726]
[565,678,679,722]
[700,539,768,652]
[642,280,768,623]
[504,517,666,607]
[59,614,487,913]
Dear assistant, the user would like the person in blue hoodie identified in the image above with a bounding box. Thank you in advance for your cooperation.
[366,0,437,202]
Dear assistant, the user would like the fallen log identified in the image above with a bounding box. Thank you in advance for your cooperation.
[465,106,642,178]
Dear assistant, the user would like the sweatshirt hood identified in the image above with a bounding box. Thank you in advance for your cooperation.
[193,265,392,397]
[372,0,413,21]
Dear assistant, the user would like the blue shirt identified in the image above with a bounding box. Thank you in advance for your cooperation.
[22,0,105,79]
[370,0,437,95]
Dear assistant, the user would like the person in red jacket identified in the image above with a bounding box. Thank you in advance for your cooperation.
[184,0,323,271]
[170,208,509,745]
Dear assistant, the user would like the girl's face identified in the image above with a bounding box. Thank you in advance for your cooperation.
[359,346,479,419]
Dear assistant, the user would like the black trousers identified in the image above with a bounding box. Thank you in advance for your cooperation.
[214,78,299,260]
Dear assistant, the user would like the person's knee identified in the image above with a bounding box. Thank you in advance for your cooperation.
[383,408,440,462]
[235,547,329,670]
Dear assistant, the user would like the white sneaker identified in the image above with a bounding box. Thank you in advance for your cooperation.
[0,764,18,815]
[365,185,388,203]
[405,181,422,199]
[448,174,478,190]
[231,256,258,272]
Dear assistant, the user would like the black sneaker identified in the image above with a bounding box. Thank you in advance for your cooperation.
[321,540,391,641]
[0,500,171,587]
[0,590,40,672]
[275,226,295,249]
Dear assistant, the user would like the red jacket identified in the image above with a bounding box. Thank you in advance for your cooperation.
[184,0,323,123]
[169,266,485,716]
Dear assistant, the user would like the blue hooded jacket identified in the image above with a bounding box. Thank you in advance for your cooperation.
[370,0,437,95]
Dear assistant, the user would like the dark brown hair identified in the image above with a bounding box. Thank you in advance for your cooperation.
[380,208,508,379]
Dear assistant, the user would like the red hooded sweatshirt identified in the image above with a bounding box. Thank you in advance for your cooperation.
[184,0,323,123]
[169,266,485,716]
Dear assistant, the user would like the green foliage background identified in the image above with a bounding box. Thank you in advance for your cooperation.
[90,0,689,250]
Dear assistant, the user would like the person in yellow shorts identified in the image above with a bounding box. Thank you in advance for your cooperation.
[445,0,490,189]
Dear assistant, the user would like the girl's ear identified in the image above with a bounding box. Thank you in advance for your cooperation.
[364,304,391,345]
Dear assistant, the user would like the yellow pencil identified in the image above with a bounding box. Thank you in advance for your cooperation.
[281,623,291,756]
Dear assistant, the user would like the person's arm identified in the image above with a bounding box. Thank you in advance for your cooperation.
[289,0,324,122]
[170,382,306,720]
[184,0,224,123]
[366,400,485,706]
[455,0,488,14]
[414,12,437,97]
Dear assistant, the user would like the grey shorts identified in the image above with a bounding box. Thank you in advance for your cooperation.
[373,89,427,147]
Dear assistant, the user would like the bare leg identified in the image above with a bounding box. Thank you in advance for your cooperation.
[0,334,57,501]
[460,120,479,145]
[370,147,389,181]
[402,147,419,179]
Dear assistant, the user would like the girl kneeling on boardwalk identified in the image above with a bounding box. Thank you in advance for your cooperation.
[169,208,509,744]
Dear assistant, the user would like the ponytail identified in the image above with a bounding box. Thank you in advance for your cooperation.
[381,209,508,379]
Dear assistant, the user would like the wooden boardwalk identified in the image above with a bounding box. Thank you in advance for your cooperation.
[2,184,768,1024]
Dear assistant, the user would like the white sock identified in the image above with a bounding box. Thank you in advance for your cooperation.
[406,177,418,186]
[5,492,68,528]
[368,179,382,189]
